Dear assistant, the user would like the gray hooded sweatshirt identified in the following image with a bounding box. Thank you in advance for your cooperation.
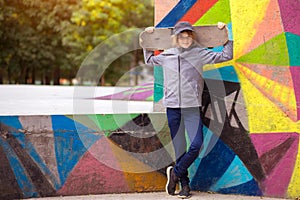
[144,41,233,108]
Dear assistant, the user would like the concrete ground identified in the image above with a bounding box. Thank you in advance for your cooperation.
[26,192,289,200]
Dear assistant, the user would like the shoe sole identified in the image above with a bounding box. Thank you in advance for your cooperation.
[177,194,192,199]
[165,166,173,195]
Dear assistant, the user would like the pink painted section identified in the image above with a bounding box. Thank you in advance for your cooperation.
[250,133,299,197]
[246,0,284,54]
[94,83,153,101]
[242,64,292,87]
[154,0,177,25]
[290,67,300,120]
[278,0,300,35]
[58,138,129,195]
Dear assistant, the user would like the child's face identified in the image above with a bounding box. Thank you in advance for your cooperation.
[178,31,193,49]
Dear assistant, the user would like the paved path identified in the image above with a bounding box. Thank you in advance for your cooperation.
[26,192,288,200]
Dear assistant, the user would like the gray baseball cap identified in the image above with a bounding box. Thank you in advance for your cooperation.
[173,21,194,35]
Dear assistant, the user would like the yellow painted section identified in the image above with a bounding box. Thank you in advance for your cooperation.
[204,60,235,71]
[107,139,166,191]
[243,67,296,112]
[230,0,270,58]
[288,138,300,199]
[273,84,281,100]
[123,171,166,192]
[235,63,299,133]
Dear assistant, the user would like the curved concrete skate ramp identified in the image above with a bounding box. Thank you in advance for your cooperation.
[0,85,154,116]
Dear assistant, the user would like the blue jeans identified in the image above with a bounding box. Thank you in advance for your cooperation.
[167,107,203,187]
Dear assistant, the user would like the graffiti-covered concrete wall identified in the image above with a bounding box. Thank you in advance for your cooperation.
[0,85,171,199]
[1,0,300,199]
[0,113,171,199]
[153,0,300,199]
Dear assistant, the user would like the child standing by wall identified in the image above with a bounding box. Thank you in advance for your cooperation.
[143,21,233,199]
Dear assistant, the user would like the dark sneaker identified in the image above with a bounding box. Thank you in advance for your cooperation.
[166,166,179,195]
[178,185,191,199]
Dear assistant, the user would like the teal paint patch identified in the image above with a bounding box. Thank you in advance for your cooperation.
[203,66,239,83]
[210,156,253,191]
[189,126,219,179]
[154,66,164,102]
[286,32,300,66]
[228,23,233,41]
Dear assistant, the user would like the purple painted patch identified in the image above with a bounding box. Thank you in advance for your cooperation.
[250,133,299,197]
[278,0,300,35]
[95,83,154,101]
[290,67,300,120]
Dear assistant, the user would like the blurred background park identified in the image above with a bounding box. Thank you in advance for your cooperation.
[0,0,154,86]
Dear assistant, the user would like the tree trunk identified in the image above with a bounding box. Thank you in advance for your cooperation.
[0,68,4,84]
[44,71,51,85]
[53,66,60,85]
[100,75,105,86]
[25,67,29,84]
[8,66,12,84]
[18,62,27,84]
[31,66,36,84]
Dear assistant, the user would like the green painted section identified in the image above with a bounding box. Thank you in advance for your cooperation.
[154,66,164,103]
[286,32,300,66]
[88,114,139,136]
[146,95,154,101]
[195,0,231,25]
[237,33,290,66]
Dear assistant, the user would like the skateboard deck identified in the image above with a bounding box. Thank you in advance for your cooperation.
[139,25,228,50]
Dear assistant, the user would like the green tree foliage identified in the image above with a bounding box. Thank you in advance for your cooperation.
[0,0,154,85]
[0,0,76,84]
